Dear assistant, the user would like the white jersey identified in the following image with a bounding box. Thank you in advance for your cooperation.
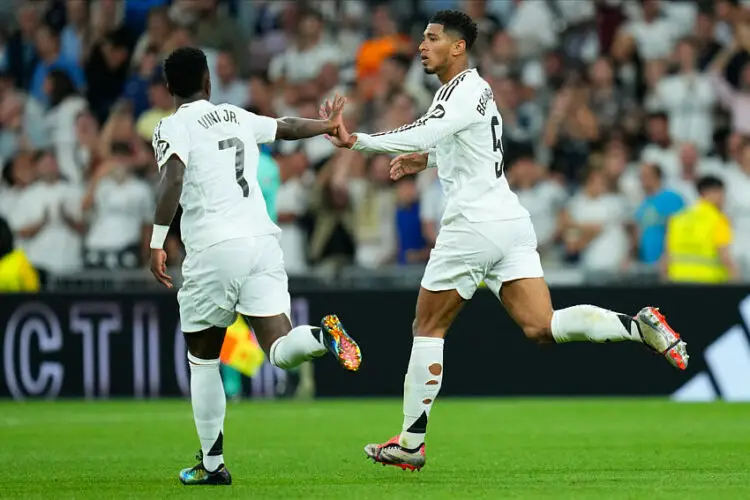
[352,68,529,226]
[152,100,280,254]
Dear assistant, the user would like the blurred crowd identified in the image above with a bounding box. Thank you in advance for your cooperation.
[1,0,750,291]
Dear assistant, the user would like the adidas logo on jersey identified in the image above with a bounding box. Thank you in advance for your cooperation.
[672,295,750,402]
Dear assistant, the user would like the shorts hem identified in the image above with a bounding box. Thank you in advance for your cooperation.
[420,282,474,300]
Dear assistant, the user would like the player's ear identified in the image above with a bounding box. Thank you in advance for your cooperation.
[452,39,466,57]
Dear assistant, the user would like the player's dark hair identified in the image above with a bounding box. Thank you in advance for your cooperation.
[429,10,478,50]
[163,47,208,98]
[696,175,724,194]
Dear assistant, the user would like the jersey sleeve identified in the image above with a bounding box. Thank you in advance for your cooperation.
[152,118,190,170]
[352,84,483,154]
[239,107,278,144]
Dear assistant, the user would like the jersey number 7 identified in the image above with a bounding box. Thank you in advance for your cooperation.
[218,137,249,197]
[490,116,505,179]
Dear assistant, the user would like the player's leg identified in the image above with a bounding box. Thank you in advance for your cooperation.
[499,276,688,368]
[365,287,464,470]
[238,235,361,372]
[488,218,688,368]
[366,223,478,470]
[365,288,465,470]
[183,327,230,478]
[176,251,238,486]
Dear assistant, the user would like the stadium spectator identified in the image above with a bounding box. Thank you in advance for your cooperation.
[493,76,543,165]
[372,54,432,114]
[725,140,750,278]
[131,6,173,68]
[509,157,568,262]
[9,151,82,278]
[0,215,39,292]
[81,143,153,270]
[0,152,35,221]
[543,76,599,183]
[394,176,428,265]
[135,72,173,142]
[634,163,685,265]
[121,45,160,118]
[44,69,88,185]
[480,31,543,92]
[653,38,716,153]
[612,0,679,63]
[588,56,631,133]
[355,4,410,100]
[641,112,679,181]
[268,8,338,104]
[31,24,85,106]
[2,2,41,90]
[191,0,248,77]
[710,41,750,136]
[418,167,445,251]
[60,0,91,66]
[209,50,249,108]
[85,30,131,124]
[559,168,632,272]
[665,176,739,283]
[307,158,357,273]
[350,154,397,269]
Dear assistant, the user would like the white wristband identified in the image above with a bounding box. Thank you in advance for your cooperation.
[150,224,170,249]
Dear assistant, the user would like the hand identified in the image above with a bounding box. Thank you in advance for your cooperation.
[319,94,352,148]
[389,153,429,180]
[150,249,173,288]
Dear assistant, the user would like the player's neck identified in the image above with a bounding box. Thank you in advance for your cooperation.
[437,62,470,85]
[174,93,208,109]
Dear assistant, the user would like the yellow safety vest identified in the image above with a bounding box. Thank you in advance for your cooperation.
[666,200,732,283]
[0,249,40,292]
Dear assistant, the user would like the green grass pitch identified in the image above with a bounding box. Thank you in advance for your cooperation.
[1,399,749,499]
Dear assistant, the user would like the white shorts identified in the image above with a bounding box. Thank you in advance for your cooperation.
[421,217,544,300]
[178,235,290,333]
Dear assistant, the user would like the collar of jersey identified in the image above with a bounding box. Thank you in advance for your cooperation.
[441,68,474,89]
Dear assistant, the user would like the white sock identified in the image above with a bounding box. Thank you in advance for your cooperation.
[269,325,327,370]
[400,337,444,450]
[187,353,226,472]
[551,305,642,344]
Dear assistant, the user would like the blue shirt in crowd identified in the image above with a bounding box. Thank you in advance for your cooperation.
[396,202,426,265]
[635,189,685,264]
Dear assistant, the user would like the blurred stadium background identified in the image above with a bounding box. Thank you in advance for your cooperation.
[0,0,749,498]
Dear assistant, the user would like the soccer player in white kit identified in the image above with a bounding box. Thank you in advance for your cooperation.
[148,47,362,485]
[321,10,689,471]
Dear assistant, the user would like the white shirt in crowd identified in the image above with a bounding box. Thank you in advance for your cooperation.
[45,95,88,185]
[152,100,280,255]
[85,176,153,251]
[516,180,568,248]
[567,193,631,272]
[9,181,83,273]
[275,176,309,273]
[210,79,249,109]
[625,18,678,61]
[654,74,716,153]
[353,68,530,227]
[724,166,750,275]
[349,178,397,269]
[268,41,340,84]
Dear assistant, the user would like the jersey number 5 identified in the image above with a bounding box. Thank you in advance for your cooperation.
[490,116,505,178]
[218,137,249,197]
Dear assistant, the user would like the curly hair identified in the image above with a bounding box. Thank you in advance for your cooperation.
[163,47,208,98]
[429,10,478,50]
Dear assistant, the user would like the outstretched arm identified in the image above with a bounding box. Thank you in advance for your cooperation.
[275,117,337,140]
[274,94,346,141]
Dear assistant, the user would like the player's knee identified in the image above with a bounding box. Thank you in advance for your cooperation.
[523,325,554,344]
